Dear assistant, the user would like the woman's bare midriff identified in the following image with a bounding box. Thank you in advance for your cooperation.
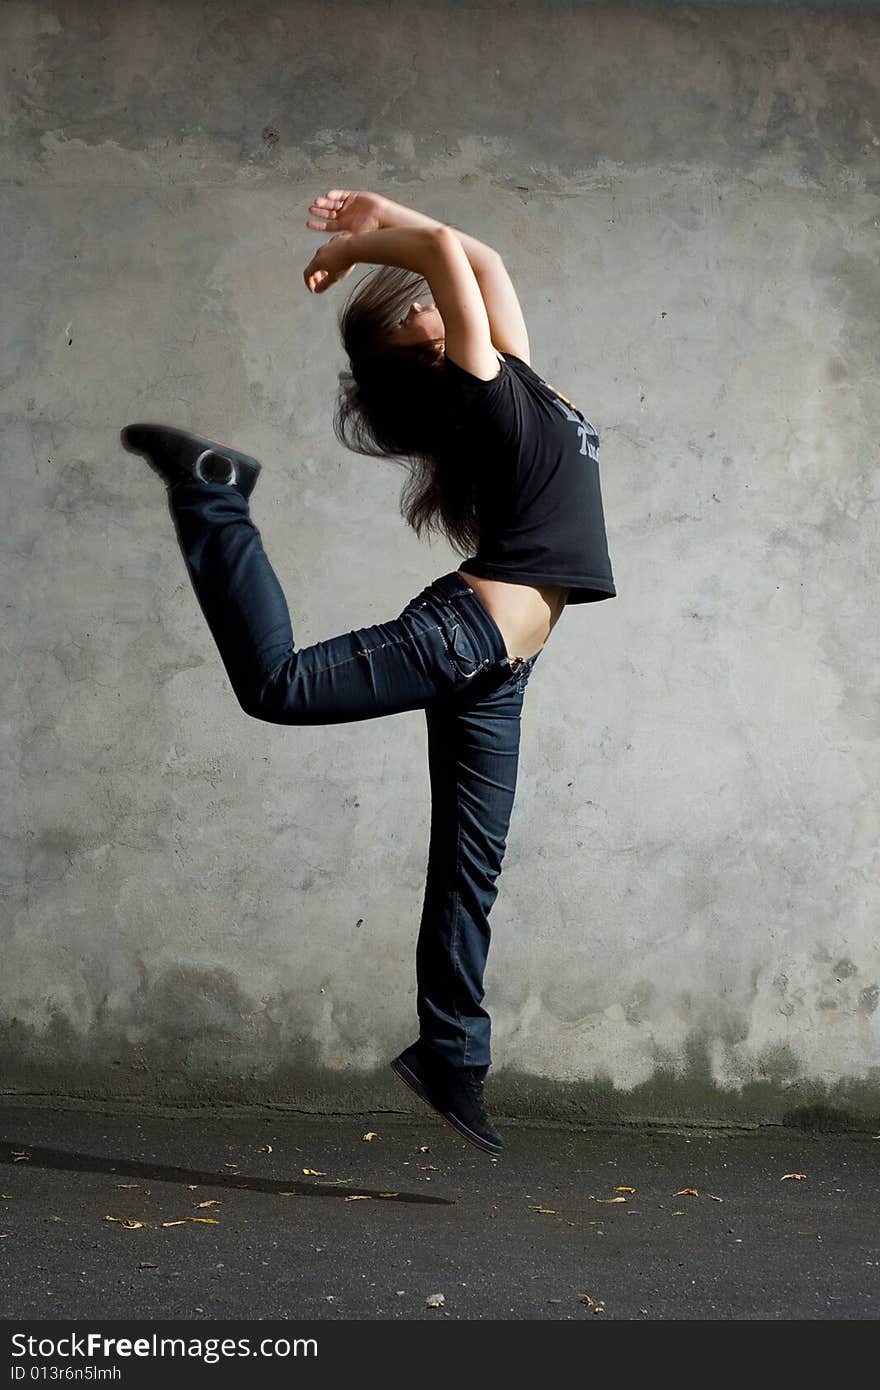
[456,571,568,666]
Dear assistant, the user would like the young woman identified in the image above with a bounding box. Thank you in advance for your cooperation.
[121,189,616,1156]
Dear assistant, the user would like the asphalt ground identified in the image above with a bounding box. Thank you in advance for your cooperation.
[1,1100,878,1322]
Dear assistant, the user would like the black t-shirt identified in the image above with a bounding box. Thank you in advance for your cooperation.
[443,351,616,605]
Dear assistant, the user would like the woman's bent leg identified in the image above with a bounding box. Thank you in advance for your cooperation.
[166,480,515,724]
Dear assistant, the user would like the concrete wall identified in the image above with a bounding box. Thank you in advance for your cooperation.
[3,0,879,1125]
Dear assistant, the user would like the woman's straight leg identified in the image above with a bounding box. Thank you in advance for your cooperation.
[416,664,536,1071]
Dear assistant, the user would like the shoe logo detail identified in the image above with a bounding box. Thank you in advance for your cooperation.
[194,449,237,486]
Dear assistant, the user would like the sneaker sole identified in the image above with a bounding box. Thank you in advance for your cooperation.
[390,1056,502,1157]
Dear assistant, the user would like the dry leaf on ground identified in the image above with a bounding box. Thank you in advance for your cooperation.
[344,1195,371,1202]
[160,1217,219,1227]
[417,1145,430,1154]
[302,1168,326,1177]
[362,1132,378,1142]
[675,1188,700,1197]
[259,1144,273,1154]
[104,1216,146,1229]
[425,1292,446,1308]
[782,1173,807,1181]
[578,1292,606,1313]
[194,1200,221,1209]
[616,1186,636,1194]
[528,1204,558,1214]
[597,1196,627,1204]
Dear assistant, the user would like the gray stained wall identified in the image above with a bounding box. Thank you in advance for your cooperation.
[2,1,879,1124]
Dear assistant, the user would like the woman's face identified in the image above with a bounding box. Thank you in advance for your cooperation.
[391,300,445,348]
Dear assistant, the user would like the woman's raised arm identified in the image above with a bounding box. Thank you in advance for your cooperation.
[308,188,499,274]
[307,189,531,363]
[303,225,447,294]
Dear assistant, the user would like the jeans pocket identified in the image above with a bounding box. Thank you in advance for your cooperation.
[441,619,491,681]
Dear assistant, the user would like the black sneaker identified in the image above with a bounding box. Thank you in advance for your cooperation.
[120,423,261,497]
[390,1042,502,1156]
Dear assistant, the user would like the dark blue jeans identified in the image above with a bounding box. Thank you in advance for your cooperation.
[167,481,541,1070]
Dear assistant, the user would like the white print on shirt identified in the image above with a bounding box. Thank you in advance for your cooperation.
[544,380,599,461]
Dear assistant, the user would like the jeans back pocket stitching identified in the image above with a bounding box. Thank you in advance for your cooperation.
[420,594,510,685]
[442,620,493,681]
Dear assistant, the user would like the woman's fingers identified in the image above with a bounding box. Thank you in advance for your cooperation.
[306,206,340,233]
[306,209,343,232]
[309,191,349,214]
[303,266,327,291]
[303,229,356,292]
[304,267,340,294]
[306,190,352,230]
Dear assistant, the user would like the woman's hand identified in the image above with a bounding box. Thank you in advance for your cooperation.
[306,189,385,236]
[303,231,357,294]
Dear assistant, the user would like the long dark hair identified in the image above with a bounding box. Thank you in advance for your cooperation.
[333,265,480,555]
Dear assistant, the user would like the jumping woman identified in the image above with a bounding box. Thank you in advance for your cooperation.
[121,188,616,1155]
